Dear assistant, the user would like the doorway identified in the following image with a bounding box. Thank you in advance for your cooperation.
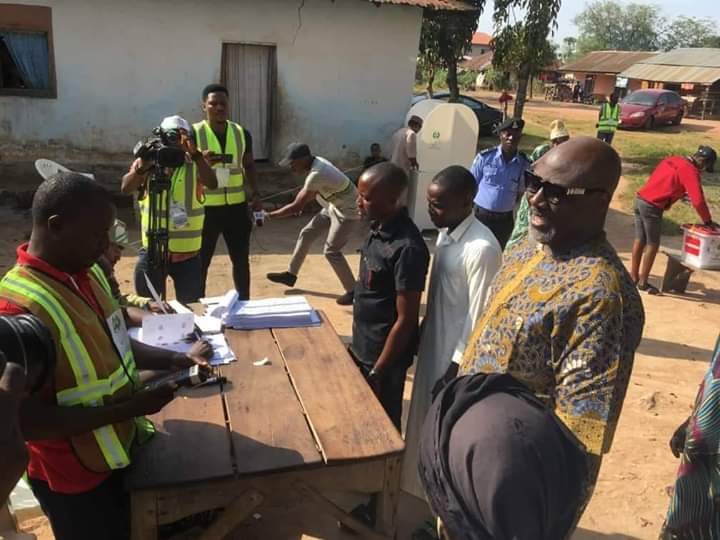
[221,43,276,161]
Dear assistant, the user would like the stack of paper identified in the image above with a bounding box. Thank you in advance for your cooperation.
[128,327,235,367]
[223,296,321,330]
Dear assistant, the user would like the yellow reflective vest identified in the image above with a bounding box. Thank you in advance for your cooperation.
[138,162,204,253]
[193,120,246,206]
[0,263,142,472]
[598,103,620,133]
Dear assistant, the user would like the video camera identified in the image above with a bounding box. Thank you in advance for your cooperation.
[0,314,56,394]
[132,126,189,169]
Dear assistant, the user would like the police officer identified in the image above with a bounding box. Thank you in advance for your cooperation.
[121,116,218,304]
[470,117,530,249]
[597,92,620,145]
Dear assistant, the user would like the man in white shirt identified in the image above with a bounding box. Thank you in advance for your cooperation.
[401,165,502,499]
[267,143,360,305]
[390,116,422,174]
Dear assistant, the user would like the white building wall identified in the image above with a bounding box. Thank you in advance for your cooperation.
[0,0,422,164]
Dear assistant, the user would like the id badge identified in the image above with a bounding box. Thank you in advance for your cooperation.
[169,201,189,229]
[216,167,231,188]
[107,309,132,361]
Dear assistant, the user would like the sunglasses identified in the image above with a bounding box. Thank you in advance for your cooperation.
[524,170,606,205]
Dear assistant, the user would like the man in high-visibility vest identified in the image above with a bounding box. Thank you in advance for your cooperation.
[194,84,262,300]
[596,92,620,145]
[121,115,217,304]
[0,173,209,540]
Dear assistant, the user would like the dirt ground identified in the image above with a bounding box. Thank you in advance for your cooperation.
[6,96,720,539]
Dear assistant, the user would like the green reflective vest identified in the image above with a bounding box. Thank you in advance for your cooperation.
[598,103,620,133]
[0,263,143,472]
[193,120,246,206]
[138,162,205,253]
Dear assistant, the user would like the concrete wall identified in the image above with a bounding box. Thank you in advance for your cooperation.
[0,0,422,165]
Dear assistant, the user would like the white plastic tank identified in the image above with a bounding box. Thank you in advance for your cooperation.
[405,102,479,230]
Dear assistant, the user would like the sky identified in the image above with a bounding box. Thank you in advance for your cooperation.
[476,0,719,43]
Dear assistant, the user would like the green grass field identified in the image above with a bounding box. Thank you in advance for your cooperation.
[476,106,720,236]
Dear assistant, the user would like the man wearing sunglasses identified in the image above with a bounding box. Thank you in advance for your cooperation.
[470,117,530,249]
[630,145,717,295]
[432,137,644,538]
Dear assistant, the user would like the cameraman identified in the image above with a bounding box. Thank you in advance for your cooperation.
[0,173,208,540]
[121,115,217,304]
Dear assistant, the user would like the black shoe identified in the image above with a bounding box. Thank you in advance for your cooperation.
[336,290,354,306]
[266,271,297,287]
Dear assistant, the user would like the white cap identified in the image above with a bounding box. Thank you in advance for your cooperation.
[160,115,192,133]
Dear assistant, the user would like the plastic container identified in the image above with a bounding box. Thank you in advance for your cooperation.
[681,224,720,269]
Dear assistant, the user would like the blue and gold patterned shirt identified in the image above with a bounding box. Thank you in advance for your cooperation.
[460,235,644,456]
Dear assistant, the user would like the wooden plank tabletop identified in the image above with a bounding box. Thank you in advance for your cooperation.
[273,313,405,464]
[223,329,322,475]
[127,384,233,490]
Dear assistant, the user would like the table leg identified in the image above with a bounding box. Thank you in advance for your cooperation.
[375,456,401,539]
[661,255,693,293]
[131,491,157,540]
[197,489,263,540]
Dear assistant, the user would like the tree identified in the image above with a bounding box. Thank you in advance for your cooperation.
[574,1,663,54]
[661,16,720,50]
[561,36,577,62]
[418,2,485,100]
[492,0,562,118]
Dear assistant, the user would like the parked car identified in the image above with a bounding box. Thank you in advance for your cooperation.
[619,89,686,130]
[411,93,503,136]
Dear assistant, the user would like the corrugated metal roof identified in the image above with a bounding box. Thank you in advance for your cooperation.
[559,50,658,74]
[461,51,493,71]
[368,0,478,10]
[618,48,720,84]
[472,32,492,45]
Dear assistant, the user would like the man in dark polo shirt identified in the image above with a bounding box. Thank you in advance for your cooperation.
[351,162,430,430]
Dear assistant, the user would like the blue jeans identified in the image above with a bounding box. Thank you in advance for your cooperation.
[134,248,203,304]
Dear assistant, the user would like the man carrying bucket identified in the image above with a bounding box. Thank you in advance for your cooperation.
[630,146,718,295]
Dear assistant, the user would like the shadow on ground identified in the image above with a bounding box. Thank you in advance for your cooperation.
[573,529,641,540]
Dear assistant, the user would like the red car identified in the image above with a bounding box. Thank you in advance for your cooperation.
[619,89,686,130]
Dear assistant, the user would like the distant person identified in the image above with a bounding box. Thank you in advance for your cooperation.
[631,146,718,295]
[194,84,262,300]
[572,82,581,102]
[363,143,388,172]
[507,119,571,249]
[266,143,360,305]
[400,166,501,500]
[390,116,422,174]
[348,162,429,527]
[662,334,720,538]
[597,92,620,145]
[470,117,530,249]
[430,137,645,539]
[498,90,513,119]
[121,115,217,304]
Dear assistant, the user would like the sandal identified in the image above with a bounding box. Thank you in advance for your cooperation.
[638,282,660,295]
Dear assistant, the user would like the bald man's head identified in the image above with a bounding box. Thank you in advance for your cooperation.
[527,136,620,253]
[357,162,408,221]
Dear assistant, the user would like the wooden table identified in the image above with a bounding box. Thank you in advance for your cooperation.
[659,249,720,293]
[126,312,404,540]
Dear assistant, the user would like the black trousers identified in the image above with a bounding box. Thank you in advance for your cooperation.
[201,202,252,300]
[474,206,515,249]
[597,130,615,145]
[354,359,408,431]
[29,473,130,540]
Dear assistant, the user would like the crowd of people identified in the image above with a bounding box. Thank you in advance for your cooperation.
[0,82,718,540]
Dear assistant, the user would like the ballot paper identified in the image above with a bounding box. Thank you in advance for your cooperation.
[223,296,321,330]
[141,313,194,346]
[204,290,240,319]
[128,328,235,366]
[167,300,193,315]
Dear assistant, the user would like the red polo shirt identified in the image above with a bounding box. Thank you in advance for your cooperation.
[0,244,110,493]
[637,156,711,224]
